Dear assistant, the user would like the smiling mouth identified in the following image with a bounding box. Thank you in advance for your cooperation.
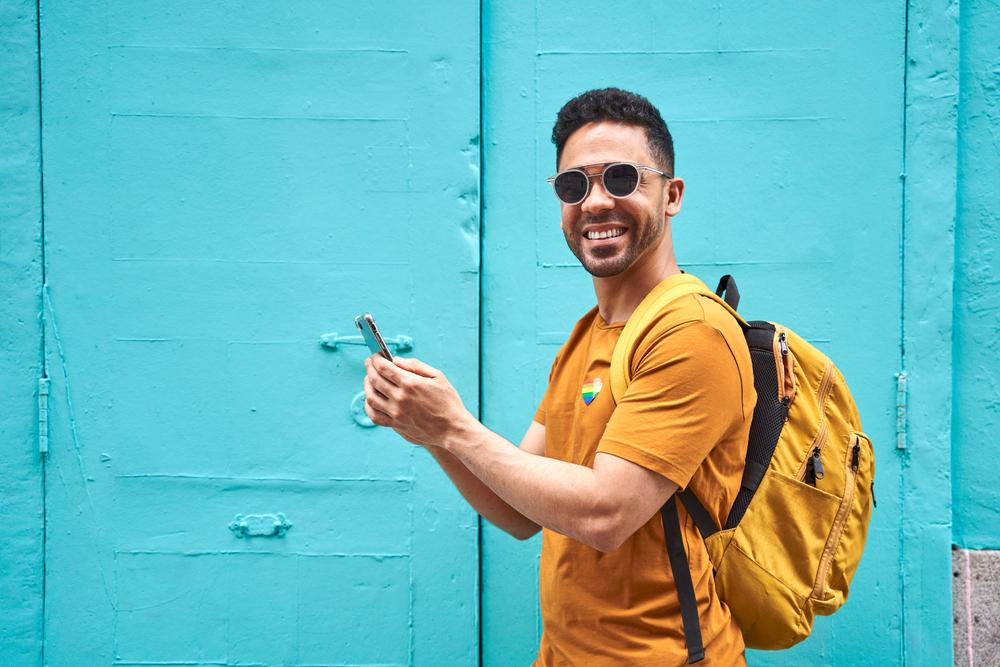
[583,228,627,242]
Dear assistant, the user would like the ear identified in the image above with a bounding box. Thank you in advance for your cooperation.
[664,177,684,217]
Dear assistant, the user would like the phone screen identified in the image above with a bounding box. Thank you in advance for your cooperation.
[355,313,393,361]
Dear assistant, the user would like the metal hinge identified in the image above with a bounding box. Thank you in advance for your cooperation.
[38,376,50,456]
[895,371,908,450]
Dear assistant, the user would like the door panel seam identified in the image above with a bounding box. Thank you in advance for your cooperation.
[35,0,48,662]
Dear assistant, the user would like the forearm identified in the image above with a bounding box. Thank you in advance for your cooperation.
[361,353,609,547]
[426,445,541,540]
[443,420,611,549]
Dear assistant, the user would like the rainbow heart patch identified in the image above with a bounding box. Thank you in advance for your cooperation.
[582,377,603,405]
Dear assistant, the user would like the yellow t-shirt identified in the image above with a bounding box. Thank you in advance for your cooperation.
[532,284,756,666]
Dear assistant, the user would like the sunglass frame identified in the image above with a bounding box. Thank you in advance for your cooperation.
[546,161,671,205]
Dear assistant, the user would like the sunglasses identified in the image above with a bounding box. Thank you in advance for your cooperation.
[547,162,671,205]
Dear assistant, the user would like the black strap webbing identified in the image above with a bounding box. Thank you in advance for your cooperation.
[677,488,718,540]
[725,323,789,530]
[715,274,740,311]
[661,496,705,664]
[740,459,769,494]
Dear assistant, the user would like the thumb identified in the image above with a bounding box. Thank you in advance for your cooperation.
[393,356,439,378]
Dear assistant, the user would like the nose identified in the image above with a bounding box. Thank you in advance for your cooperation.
[579,174,615,214]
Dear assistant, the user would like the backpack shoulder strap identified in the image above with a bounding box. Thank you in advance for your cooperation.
[610,274,748,403]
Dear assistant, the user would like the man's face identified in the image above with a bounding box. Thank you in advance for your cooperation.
[556,121,673,278]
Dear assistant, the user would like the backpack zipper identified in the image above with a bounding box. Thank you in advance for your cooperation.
[796,360,836,482]
[853,440,877,508]
[779,331,793,410]
[810,433,865,599]
[773,329,791,403]
[810,447,825,481]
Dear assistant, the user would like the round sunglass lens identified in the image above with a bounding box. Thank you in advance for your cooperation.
[554,171,589,204]
[603,164,640,197]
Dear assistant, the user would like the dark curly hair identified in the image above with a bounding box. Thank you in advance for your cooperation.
[552,87,674,174]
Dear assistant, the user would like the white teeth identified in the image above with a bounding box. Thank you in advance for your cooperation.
[586,228,625,240]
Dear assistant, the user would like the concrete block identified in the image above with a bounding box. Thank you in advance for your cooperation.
[953,547,1000,666]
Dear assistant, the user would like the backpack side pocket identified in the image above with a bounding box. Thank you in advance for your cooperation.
[811,432,875,615]
[715,468,840,649]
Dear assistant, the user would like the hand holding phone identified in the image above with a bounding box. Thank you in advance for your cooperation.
[355,312,393,361]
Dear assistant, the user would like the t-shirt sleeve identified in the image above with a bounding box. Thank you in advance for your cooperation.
[533,348,563,426]
[598,319,746,489]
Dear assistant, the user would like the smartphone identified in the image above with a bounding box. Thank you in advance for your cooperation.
[355,312,393,361]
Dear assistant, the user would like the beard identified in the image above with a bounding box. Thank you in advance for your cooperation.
[563,209,664,278]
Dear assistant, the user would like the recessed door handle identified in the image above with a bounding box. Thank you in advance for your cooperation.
[228,513,292,538]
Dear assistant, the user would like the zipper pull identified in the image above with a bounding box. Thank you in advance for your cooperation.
[851,441,861,471]
[811,447,825,480]
[778,331,791,410]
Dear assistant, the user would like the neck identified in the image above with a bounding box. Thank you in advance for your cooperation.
[593,234,681,324]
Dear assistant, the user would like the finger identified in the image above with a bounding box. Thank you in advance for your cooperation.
[371,354,407,387]
[369,371,402,403]
[366,354,383,372]
[365,399,392,426]
[393,356,439,379]
[365,385,394,419]
[364,374,390,402]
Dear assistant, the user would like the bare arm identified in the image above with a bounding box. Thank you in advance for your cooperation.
[425,421,545,540]
[443,420,678,553]
[364,354,676,552]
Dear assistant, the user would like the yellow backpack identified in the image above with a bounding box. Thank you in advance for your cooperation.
[610,273,875,662]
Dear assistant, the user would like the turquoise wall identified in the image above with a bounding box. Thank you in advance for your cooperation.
[0,0,44,663]
[6,2,483,665]
[953,0,1000,551]
[0,1,993,665]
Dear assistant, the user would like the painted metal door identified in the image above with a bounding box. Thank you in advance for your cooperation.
[39,2,480,664]
[481,3,906,665]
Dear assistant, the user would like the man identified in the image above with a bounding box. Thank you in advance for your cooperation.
[363,88,755,665]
